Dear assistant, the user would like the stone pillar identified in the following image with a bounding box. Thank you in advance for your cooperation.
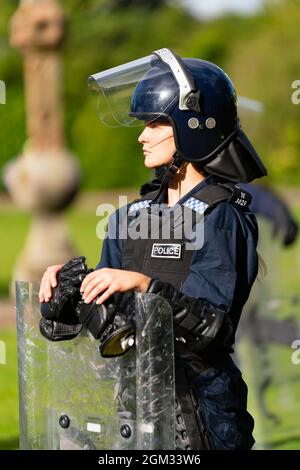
[4,0,80,289]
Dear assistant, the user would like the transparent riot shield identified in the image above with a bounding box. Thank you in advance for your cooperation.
[16,281,175,450]
[236,219,300,450]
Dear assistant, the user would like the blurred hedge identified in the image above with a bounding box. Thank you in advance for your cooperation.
[0,0,299,190]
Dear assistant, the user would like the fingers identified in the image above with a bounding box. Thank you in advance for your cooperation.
[96,286,116,305]
[39,264,63,303]
[43,278,53,303]
[81,269,121,304]
[81,275,104,301]
[39,258,90,304]
[39,272,47,302]
[81,269,140,305]
[50,268,59,288]
[80,269,101,293]
[83,279,111,304]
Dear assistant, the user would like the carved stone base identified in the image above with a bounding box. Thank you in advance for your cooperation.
[4,149,81,296]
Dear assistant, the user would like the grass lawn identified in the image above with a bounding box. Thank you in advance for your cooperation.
[0,212,31,298]
[0,201,300,449]
[0,329,19,450]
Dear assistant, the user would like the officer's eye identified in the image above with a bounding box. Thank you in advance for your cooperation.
[147,121,158,128]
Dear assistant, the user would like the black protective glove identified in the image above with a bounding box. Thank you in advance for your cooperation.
[40,254,135,356]
[271,205,298,247]
[147,279,232,352]
[39,256,92,341]
[77,291,136,358]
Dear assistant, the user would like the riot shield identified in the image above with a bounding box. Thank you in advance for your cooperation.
[16,281,175,450]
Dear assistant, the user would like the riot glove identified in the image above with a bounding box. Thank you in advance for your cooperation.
[77,291,135,358]
[39,256,92,341]
[271,204,298,247]
[40,254,135,356]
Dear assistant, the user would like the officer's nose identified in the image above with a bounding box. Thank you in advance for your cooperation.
[138,127,148,144]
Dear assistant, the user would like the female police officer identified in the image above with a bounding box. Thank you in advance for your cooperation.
[39,49,267,450]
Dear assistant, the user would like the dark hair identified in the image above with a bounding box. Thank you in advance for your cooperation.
[192,162,208,177]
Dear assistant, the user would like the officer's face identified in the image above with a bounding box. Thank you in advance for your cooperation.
[138,122,176,168]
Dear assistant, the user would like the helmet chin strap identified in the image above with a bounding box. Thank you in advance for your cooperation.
[153,153,184,203]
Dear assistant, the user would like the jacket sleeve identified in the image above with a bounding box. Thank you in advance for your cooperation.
[181,202,252,313]
[96,207,126,269]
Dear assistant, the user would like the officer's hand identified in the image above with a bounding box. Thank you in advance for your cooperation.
[39,264,63,302]
[80,268,151,306]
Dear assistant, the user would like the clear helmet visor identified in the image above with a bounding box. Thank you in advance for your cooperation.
[237,95,264,146]
[88,53,180,128]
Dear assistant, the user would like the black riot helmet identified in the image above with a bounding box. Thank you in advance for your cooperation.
[88,48,267,183]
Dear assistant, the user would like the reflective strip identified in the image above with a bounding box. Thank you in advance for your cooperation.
[128,200,151,214]
[182,197,209,215]
[129,197,208,215]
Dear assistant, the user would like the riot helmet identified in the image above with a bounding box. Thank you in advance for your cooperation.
[88,48,267,182]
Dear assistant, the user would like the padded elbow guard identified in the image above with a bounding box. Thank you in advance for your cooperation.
[147,279,232,352]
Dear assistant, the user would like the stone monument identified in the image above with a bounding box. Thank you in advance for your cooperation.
[4,0,80,288]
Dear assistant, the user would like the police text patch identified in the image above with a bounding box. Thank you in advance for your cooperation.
[151,243,182,259]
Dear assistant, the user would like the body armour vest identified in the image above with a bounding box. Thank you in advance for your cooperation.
[121,180,252,290]
[121,180,253,449]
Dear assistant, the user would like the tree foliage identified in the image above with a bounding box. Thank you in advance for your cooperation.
[0,0,299,189]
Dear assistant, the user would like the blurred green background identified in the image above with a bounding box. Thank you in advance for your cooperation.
[0,0,300,451]
[1,0,300,190]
